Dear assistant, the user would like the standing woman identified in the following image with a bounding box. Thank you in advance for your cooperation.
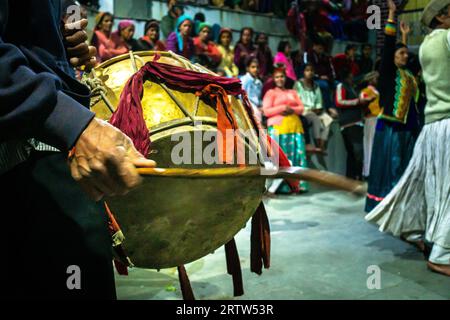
[365,1,420,212]
[166,15,195,60]
[263,68,309,193]
[91,12,128,63]
[217,28,239,78]
[137,19,167,51]
[234,27,256,75]
[274,41,297,82]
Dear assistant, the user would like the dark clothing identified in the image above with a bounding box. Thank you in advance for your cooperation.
[303,50,335,81]
[0,0,94,152]
[356,55,374,76]
[335,82,364,128]
[1,152,115,299]
[255,46,273,81]
[377,24,418,124]
[365,118,419,212]
[0,0,115,299]
[234,42,256,75]
[341,125,364,180]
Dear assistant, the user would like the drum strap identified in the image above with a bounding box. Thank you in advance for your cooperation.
[225,238,244,296]
[178,265,195,300]
[104,202,134,276]
[250,202,271,275]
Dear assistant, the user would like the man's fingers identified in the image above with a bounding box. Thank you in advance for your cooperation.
[70,47,97,68]
[64,19,88,36]
[118,160,143,191]
[67,42,90,57]
[65,30,88,46]
[133,158,156,168]
[88,157,121,196]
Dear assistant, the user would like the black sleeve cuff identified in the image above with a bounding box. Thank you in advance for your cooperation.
[38,91,95,151]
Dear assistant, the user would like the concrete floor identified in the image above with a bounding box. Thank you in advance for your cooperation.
[115,184,450,300]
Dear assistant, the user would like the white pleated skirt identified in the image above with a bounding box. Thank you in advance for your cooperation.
[365,118,450,251]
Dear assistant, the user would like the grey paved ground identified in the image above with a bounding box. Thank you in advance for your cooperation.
[116,184,450,300]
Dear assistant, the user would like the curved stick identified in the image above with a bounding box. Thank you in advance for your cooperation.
[137,167,367,196]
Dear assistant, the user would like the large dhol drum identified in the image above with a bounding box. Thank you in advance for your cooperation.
[87,51,265,269]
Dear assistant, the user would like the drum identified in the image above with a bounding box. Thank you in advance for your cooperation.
[86,51,265,269]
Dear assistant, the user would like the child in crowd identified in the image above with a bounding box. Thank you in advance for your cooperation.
[294,63,334,152]
[241,57,263,123]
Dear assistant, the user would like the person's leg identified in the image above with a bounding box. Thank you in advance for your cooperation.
[2,151,116,299]
[316,80,333,110]
[341,127,356,179]
[304,112,322,143]
[342,126,364,180]
[427,243,450,276]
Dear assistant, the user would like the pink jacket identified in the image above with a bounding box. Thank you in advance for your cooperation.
[263,88,304,127]
[273,52,297,81]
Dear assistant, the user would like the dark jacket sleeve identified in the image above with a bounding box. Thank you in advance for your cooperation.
[0,0,94,151]
[379,20,398,77]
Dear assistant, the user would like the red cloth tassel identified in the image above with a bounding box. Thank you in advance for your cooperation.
[109,69,151,157]
[113,259,129,276]
[177,265,195,300]
[225,238,244,296]
[250,202,271,275]
[197,84,242,164]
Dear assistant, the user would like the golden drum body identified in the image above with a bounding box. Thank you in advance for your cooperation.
[88,51,265,269]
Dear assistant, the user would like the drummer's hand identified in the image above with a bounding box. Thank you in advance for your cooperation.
[63,18,97,70]
[69,118,156,201]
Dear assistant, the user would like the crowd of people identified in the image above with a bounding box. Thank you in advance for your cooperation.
[87,0,380,189]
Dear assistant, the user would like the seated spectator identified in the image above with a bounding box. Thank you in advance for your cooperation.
[304,1,334,53]
[166,15,195,60]
[114,20,139,53]
[286,1,307,51]
[294,63,334,152]
[194,22,223,69]
[255,33,273,81]
[161,0,184,40]
[342,0,369,43]
[193,12,206,37]
[303,38,337,116]
[335,69,373,180]
[274,40,297,81]
[91,12,128,63]
[332,44,360,80]
[241,57,263,122]
[217,28,239,78]
[262,63,295,98]
[211,0,226,8]
[356,43,374,79]
[136,20,167,52]
[234,27,257,75]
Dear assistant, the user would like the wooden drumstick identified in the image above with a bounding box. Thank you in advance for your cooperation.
[136,167,367,196]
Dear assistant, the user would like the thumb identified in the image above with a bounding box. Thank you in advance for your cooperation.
[124,139,156,168]
[64,18,88,35]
